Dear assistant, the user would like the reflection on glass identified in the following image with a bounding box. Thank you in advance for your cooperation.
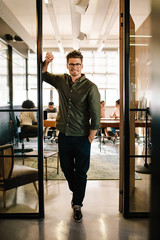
[13,50,27,106]
[0,40,9,106]
[0,119,38,213]
[0,0,39,214]
[129,0,151,213]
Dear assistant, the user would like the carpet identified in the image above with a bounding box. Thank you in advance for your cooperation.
[23,139,141,180]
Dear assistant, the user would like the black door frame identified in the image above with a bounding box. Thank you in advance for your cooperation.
[123,0,150,218]
[0,0,44,219]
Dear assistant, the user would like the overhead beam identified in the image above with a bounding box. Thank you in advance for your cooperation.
[97,0,119,52]
[0,0,36,52]
[45,0,64,53]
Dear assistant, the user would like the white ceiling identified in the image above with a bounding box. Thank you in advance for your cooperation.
[1,0,119,52]
[1,0,151,53]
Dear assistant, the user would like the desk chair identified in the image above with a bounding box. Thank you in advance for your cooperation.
[0,144,38,208]
[9,112,20,146]
[47,127,57,143]
[43,115,57,143]
[19,126,37,163]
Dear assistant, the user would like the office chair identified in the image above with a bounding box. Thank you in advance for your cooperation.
[19,126,37,164]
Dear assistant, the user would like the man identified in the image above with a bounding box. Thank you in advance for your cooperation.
[44,102,57,140]
[46,101,57,113]
[110,99,120,141]
[44,101,57,119]
[100,100,111,143]
[42,50,100,222]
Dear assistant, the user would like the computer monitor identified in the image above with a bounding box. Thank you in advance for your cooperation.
[44,110,47,120]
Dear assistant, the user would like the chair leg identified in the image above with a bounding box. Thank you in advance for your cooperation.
[3,191,6,208]
[33,182,39,195]
[22,139,25,165]
[57,153,60,174]
[44,157,48,182]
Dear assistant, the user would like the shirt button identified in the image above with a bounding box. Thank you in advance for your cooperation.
[71,90,73,92]
[68,115,70,117]
[67,124,69,126]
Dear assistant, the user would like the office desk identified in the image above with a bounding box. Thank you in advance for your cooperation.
[44,119,56,128]
[100,118,152,128]
[44,118,151,129]
[101,119,119,128]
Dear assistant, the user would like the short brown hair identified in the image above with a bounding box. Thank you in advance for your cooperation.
[66,50,83,63]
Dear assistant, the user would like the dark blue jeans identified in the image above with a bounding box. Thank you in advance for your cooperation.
[58,132,91,206]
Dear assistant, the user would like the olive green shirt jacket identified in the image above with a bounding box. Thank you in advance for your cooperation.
[42,72,101,136]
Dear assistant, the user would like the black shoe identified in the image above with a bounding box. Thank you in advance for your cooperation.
[73,205,83,223]
[107,136,111,140]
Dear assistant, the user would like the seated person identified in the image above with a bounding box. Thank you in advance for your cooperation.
[100,100,111,143]
[20,99,37,138]
[45,101,57,114]
[110,99,120,140]
[44,102,58,140]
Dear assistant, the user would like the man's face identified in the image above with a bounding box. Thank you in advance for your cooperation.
[49,104,54,111]
[67,58,83,78]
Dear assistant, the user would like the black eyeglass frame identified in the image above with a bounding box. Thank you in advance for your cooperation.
[68,63,82,67]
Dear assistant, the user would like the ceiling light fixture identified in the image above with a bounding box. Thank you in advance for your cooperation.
[77,32,87,40]
[5,34,23,42]
[130,35,152,38]
[75,0,90,14]
[130,43,149,47]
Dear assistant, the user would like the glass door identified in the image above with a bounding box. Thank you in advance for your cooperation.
[123,0,151,217]
[0,0,44,218]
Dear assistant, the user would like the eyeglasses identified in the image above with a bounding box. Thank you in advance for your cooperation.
[68,63,82,67]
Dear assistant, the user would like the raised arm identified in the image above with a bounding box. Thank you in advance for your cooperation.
[42,52,54,72]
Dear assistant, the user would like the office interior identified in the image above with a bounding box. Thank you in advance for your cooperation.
[0,0,160,239]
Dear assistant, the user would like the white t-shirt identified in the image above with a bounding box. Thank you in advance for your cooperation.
[113,107,120,118]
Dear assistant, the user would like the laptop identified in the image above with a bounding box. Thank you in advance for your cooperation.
[47,112,57,119]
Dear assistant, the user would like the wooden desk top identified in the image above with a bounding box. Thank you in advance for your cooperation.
[44,118,151,128]
[100,118,152,128]
[44,119,56,128]
[101,119,119,128]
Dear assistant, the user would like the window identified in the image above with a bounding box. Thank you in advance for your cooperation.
[13,50,27,105]
[28,50,119,108]
[0,40,9,106]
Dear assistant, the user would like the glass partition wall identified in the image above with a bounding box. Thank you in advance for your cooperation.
[124,0,151,217]
[0,40,9,106]
[0,0,43,218]
[13,50,27,105]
